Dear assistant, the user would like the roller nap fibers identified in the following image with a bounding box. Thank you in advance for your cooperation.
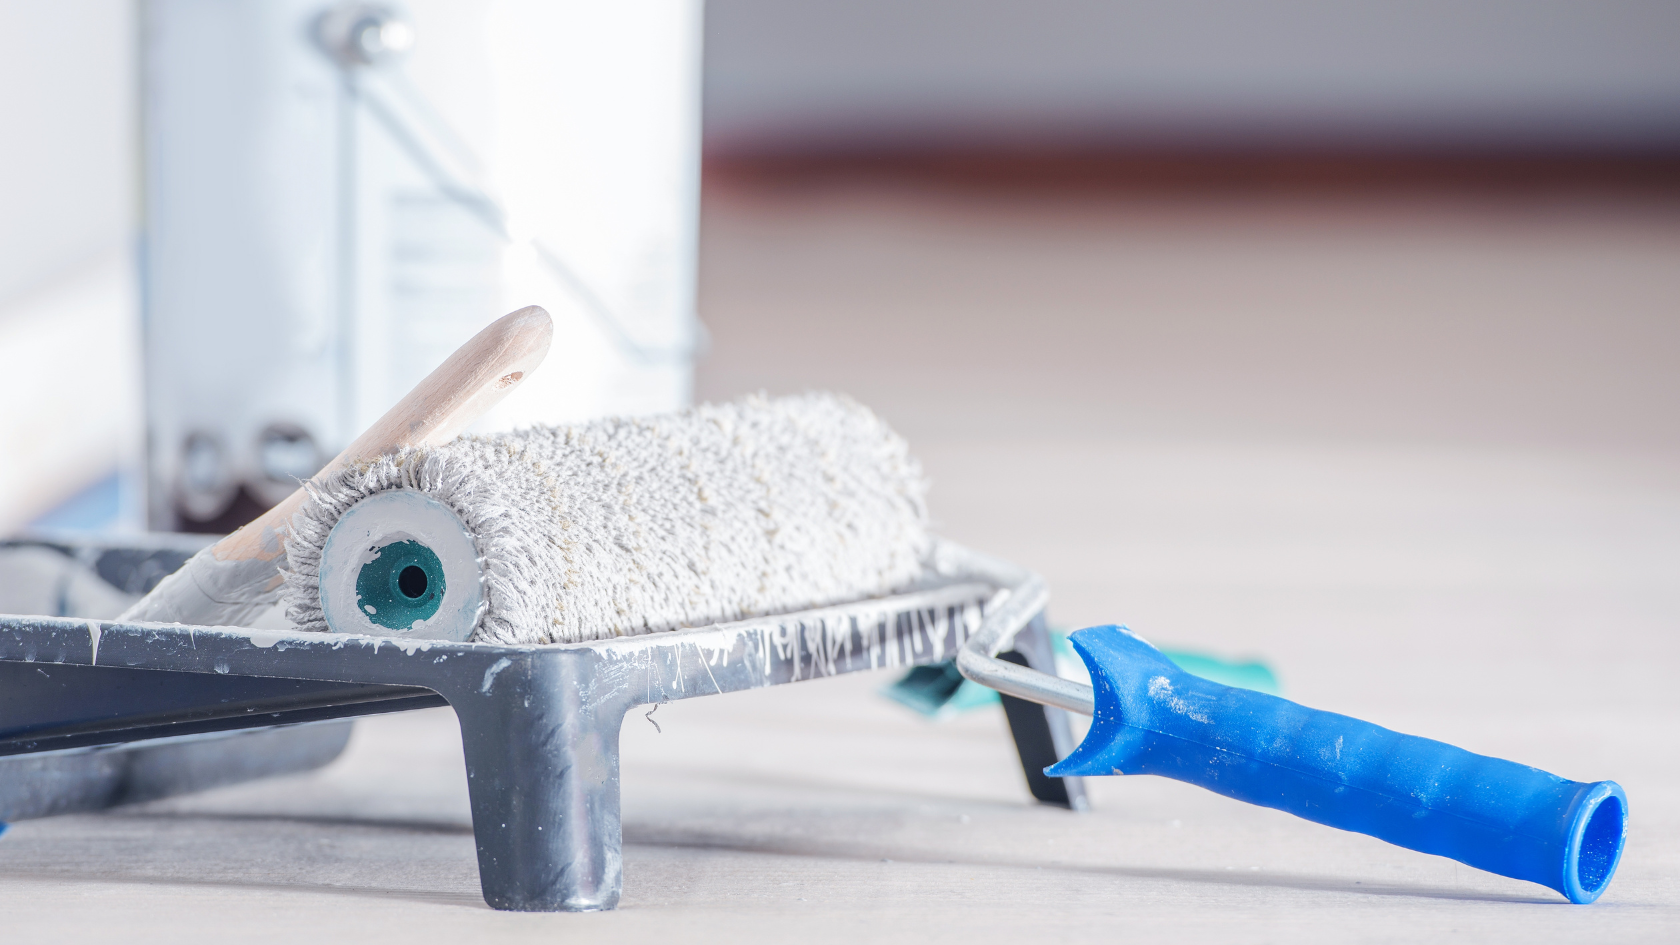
[280,392,930,645]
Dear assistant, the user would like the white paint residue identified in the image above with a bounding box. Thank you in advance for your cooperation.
[812,616,841,677]
[86,620,101,666]
[245,630,285,648]
[532,590,984,706]
[1334,735,1344,760]
[867,612,886,669]
[817,616,838,676]
[789,623,806,680]
[480,657,513,694]
[770,624,795,667]
[1147,675,1211,724]
[691,641,722,694]
[799,620,816,678]
[885,614,900,667]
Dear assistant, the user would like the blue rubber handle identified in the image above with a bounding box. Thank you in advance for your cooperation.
[1046,626,1627,903]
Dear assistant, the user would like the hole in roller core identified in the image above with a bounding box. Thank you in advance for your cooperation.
[355,540,444,630]
[397,564,429,600]
[1576,795,1624,894]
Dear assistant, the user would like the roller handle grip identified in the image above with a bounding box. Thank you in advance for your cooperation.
[1046,625,1627,904]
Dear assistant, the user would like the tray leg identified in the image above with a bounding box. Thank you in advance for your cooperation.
[450,657,634,912]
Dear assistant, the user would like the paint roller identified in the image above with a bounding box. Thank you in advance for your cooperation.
[119,305,1626,904]
[123,301,930,642]
[278,389,931,643]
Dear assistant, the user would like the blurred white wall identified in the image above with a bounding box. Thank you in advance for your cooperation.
[0,2,139,533]
[705,0,1680,153]
[5,0,1679,305]
[0,1,133,308]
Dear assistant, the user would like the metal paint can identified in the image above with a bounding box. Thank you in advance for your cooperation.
[141,0,702,531]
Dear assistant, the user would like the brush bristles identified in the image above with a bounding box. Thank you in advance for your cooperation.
[281,392,931,645]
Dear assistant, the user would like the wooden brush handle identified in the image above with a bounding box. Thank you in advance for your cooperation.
[120,306,553,626]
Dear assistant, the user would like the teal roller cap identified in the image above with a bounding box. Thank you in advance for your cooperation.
[1046,625,1627,904]
[354,540,446,631]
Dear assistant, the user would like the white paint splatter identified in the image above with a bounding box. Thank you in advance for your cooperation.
[86,620,101,665]
[480,657,513,694]
[690,641,722,694]
[1147,675,1210,724]
[585,588,985,703]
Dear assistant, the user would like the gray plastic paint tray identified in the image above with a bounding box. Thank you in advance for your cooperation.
[0,555,1082,911]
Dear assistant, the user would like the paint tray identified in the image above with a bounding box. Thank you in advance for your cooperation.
[0,537,1079,912]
